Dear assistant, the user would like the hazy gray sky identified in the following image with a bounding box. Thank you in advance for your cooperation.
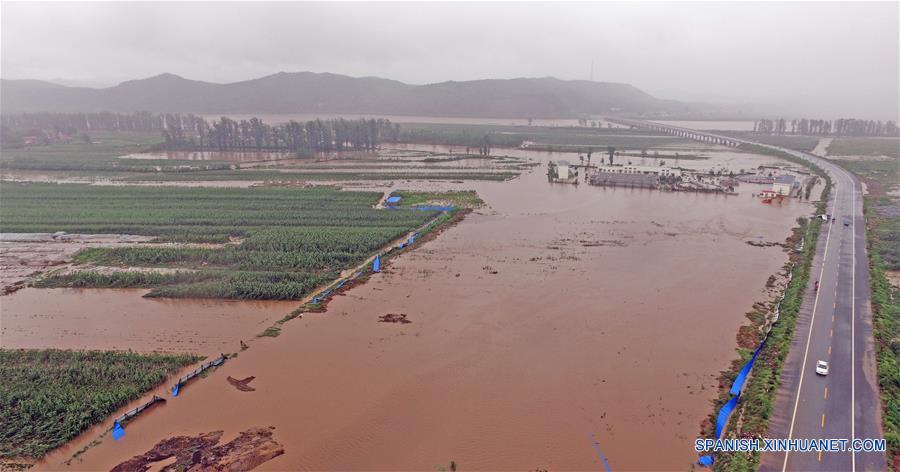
[2,1,898,118]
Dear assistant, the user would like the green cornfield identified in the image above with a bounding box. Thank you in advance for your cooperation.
[1,182,441,299]
[0,349,201,459]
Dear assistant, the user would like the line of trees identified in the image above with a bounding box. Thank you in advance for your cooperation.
[0,112,402,154]
[163,116,400,153]
[754,118,898,137]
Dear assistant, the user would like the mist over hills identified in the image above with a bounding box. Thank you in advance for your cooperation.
[0,72,704,118]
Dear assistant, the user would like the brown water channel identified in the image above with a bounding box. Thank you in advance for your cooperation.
[32,145,811,470]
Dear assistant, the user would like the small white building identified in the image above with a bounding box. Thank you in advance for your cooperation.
[772,175,797,196]
[594,164,682,178]
[557,160,571,179]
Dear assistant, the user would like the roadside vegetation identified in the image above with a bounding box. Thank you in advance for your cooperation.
[1,183,437,299]
[868,204,900,467]
[0,349,200,461]
[830,152,900,468]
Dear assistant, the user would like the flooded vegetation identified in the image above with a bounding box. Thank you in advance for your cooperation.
[0,349,200,465]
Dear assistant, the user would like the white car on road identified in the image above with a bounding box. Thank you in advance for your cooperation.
[816,360,829,376]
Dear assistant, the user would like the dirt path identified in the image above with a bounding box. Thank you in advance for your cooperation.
[811,137,833,156]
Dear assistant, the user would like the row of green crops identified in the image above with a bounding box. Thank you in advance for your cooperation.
[38,270,336,300]
[0,183,432,239]
[0,349,201,459]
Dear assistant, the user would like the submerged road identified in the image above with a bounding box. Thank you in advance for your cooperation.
[624,120,886,471]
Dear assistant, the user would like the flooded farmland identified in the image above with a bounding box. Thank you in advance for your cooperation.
[119,150,297,161]
[32,145,814,471]
[1,288,296,355]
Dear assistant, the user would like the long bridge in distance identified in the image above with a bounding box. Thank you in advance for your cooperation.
[606,117,742,147]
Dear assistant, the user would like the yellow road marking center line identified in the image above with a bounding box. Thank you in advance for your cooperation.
[824,387,828,399]
[821,413,826,428]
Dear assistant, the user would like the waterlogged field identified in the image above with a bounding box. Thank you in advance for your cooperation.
[0,128,525,185]
[827,137,900,159]
[720,132,821,152]
[0,183,437,299]
[122,169,518,182]
[0,130,232,173]
[398,121,689,150]
[0,349,200,461]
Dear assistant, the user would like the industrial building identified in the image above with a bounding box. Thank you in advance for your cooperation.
[772,175,798,196]
[593,164,682,178]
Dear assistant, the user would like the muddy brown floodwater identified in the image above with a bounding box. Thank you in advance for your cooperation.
[1,288,296,355]
[37,145,811,471]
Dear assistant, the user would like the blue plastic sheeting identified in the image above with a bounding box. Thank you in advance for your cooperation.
[385,205,453,212]
[386,196,402,204]
[701,396,739,465]
[373,255,381,272]
[112,421,126,441]
[171,383,180,397]
[336,280,346,289]
[590,433,613,472]
[700,329,773,466]
[412,205,454,212]
[699,395,741,465]
[730,343,764,396]
[715,396,740,440]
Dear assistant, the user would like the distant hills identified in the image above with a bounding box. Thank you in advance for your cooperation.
[0,72,701,118]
